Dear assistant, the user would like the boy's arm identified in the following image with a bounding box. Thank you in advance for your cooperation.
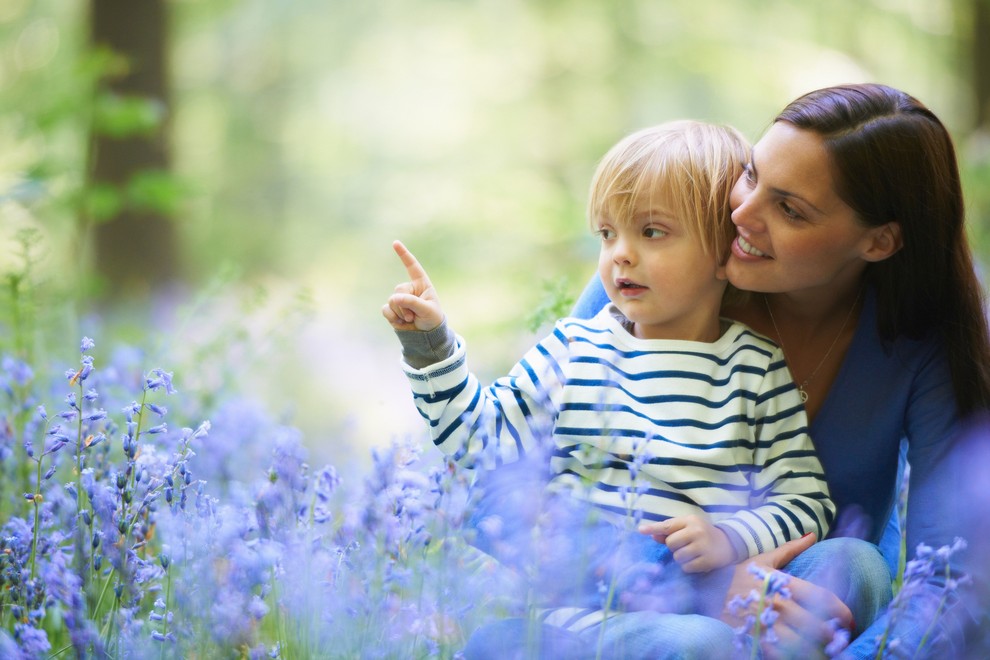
[384,240,570,468]
[401,326,569,469]
[394,322,457,369]
[716,348,836,559]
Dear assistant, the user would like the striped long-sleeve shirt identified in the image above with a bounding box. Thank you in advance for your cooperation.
[402,305,835,558]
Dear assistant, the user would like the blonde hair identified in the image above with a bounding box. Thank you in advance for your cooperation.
[587,120,749,260]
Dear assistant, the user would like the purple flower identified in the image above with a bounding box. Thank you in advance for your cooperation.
[2,356,33,386]
[80,337,95,353]
[825,618,850,657]
[314,466,340,502]
[146,403,167,417]
[248,595,269,620]
[0,630,19,657]
[13,623,51,656]
[146,369,176,395]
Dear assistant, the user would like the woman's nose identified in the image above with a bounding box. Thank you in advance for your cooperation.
[730,191,764,233]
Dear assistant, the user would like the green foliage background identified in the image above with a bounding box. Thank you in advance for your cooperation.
[1,0,988,455]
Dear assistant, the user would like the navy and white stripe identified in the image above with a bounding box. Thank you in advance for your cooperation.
[403,305,835,558]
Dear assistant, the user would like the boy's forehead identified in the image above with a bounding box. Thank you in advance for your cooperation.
[605,185,677,215]
[599,199,677,226]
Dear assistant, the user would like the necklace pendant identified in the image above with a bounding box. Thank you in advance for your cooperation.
[798,387,809,403]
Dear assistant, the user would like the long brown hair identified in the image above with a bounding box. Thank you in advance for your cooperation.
[777,83,990,415]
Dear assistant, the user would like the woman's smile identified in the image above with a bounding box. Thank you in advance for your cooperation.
[734,235,769,258]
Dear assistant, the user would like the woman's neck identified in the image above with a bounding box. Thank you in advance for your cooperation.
[763,285,864,341]
[723,280,867,422]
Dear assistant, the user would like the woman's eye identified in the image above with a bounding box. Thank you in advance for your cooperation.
[643,227,667,238]
[779,202,803,221]
[743,163,756,184]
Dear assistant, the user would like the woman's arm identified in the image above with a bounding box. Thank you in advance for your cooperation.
[571,272,609,319]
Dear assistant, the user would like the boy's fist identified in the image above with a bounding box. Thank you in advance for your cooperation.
[383,240,445,332]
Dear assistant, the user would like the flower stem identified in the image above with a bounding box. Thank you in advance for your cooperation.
[751,572,773,660]
[160,564,172,660]
[913,562,951,657]
[28,456,43,580]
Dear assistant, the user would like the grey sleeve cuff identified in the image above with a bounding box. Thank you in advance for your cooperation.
[394,320,457,369]
[716,523,751,563]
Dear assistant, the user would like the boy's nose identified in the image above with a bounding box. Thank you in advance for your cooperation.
[612,238,635,264]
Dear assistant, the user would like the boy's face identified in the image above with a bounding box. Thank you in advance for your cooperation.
[596,189,728,341]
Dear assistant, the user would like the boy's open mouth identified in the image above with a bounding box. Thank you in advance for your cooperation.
[616,278,646,290]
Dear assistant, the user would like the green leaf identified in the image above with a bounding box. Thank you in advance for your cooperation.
[526,278,575,333]
[82,183,124,223]
[126,170,186,216]
[92,92,166,139]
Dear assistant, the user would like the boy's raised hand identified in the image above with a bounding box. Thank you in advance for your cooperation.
[383,240,445,332]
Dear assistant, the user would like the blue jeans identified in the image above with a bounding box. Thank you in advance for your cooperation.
[463,537,893,659]
[463,612,734,660]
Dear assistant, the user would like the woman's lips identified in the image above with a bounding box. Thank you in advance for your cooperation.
[732,235,770,260]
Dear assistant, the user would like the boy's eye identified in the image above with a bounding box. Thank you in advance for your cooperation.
[596,228,615,240]
[643,227,667,238]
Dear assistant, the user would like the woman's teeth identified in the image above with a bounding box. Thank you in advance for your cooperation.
[738,236,768,257]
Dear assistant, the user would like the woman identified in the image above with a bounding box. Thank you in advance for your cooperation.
[570,83,990,656]
[470,83,989,658]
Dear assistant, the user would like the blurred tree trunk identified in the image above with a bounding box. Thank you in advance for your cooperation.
[89,0,178,299]
[974,0,990,130]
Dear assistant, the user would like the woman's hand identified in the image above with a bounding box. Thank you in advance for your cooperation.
[382,240,445,332]
[721,534,854,658]
[639,515,736,573]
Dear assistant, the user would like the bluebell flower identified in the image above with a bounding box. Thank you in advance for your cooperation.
[13,622,51,656]
[146,403,167,417]
[80,337,95,353]
[83,408,108,422]
[146,368,176,394]
[249,595,269,620]
[0,630,18,658]
[824,618,850,657]
[315,465,340,502]
[2,356,34,386]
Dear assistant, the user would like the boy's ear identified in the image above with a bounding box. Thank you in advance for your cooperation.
[861,222,903,263]
[715,261,729,281]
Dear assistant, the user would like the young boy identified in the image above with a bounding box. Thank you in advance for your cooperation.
[383,120,834,578]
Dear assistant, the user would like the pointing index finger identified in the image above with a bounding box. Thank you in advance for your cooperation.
[392,240,431,282]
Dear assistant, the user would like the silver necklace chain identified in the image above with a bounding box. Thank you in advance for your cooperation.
[764,290,861,404]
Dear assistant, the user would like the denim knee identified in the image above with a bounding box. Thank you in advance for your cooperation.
[784,537,893,633]
[598,611,735,659]
[463,618,589,660]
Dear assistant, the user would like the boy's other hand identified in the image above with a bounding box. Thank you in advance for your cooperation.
[638,515,735,573]
[383,240,445,332]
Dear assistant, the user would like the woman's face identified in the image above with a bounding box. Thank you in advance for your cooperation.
[726,121,882,295]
